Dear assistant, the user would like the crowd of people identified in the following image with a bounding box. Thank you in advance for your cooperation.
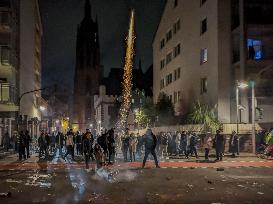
[1,127,272,169]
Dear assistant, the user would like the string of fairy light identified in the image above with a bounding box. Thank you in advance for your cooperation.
[116,10,136,136]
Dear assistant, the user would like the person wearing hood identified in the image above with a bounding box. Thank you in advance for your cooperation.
[142,128,160,168]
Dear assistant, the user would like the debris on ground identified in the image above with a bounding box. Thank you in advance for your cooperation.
[166,176,172,181]
[257,192,264,195]
[0,192,11,198]
[6,179,23,184]
[186,184,193,190]
[216,168,224,171]
[88,192,108,203]
[209,187,215,190]
[207,180,213,184]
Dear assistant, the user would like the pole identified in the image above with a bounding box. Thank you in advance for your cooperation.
[251,81,256,154]
[236,85,239,134]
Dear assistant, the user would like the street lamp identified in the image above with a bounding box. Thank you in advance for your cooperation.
[236,81,248,133]
[39,106,46,111]
[235,80,256,154]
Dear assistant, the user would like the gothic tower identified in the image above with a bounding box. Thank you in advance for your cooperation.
[72,0,102,131]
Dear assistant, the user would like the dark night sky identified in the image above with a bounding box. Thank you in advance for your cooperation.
[39,0,165,93]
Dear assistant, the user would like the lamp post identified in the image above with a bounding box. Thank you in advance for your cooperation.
[250,80,256,154]
[235,80,256,154]
[236,81,248,133]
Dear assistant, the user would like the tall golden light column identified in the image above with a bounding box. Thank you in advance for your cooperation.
[117,10,136,136]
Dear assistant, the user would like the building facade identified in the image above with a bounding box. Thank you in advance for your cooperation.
[73,0,102,131]
[0,0,20,143]
[19,0,43,136]
[153,0,273,124]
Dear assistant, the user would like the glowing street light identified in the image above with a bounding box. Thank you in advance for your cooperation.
[39,106,46,111]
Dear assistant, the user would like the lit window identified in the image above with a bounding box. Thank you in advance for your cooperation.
[247,39,262,60]
[200,78,208,94]
[166,30,172,42]
[166,52,172,64]
[174,44,181,57]
[201,18,207,35]
[0,83,9,102]
[200,48,208,64]
[0,46,10,65]
[178,91,181,101]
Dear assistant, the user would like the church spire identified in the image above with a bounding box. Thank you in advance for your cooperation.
[84,0,91,19]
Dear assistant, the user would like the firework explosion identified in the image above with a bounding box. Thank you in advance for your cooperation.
[116,10,136,136]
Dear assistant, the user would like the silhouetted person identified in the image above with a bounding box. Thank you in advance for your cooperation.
[18,131,26,160]
[82,132,93,169]
[249,45,255,60]
[107,128,115,164]
[215,130,224,161]
[142,129,160,168]
[24,130,31,158]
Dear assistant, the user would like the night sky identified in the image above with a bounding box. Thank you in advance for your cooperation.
[39,0,165,93]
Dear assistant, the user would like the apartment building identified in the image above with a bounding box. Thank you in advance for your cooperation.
[20,0,43,136]
[153,0,273,123]
[0,0,20,142]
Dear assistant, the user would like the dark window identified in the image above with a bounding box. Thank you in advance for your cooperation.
[174,0,178,8]
[0,46,10,65]
[160,38,165,49]
[200,0,207,6]
[166,30,172,42]
[200,78,208,94]
[166,52,172,64]
[173,19,180,34]
[0,11,9,25]
[174,43,181,57]
[201,18,207,34]
[160,59,165,70]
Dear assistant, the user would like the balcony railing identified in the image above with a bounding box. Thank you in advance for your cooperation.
[0,83,17,104]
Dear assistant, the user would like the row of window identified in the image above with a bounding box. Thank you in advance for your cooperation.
[167,91,181,104]
[161,76,207,96]
[160,43,181,70]
[160,19,181,49]
[160,68,181,90]
[174,0,207,8]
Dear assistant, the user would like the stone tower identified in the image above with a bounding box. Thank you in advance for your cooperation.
[72,0,102,131]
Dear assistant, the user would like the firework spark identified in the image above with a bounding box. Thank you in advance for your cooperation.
[116,10,136,136]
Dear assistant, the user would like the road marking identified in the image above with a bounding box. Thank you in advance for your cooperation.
[172,167,178,169]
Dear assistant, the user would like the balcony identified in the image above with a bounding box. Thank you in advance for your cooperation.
[0,83,17,104]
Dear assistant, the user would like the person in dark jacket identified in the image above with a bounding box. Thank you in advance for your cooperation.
[215,130,224,161]
[83,129,94,160]
[97,131,108,159]
[45,133,51,157]
[55,132,64,157]
[24,130,31,158]
[75,131,82,155]
[107,128,115,164]
[142,129,160,168]
[179,131,187,156]
[38,132,46,158]
[229,131,239,158]
[82,132,93,169]
[122,136,130,162]
[2,131,10,152]
[18,131,26,160]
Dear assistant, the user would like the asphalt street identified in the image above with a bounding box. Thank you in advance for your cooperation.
[0,154,273,204]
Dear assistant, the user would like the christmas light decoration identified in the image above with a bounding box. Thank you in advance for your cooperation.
[116,10,136,136]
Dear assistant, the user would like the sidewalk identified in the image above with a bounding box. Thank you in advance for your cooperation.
[0,147,15,160]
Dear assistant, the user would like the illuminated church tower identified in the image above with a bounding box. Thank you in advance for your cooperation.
[72,0,102,131]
